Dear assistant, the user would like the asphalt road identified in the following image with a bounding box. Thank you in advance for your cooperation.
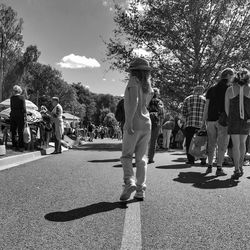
[1,138,250,250]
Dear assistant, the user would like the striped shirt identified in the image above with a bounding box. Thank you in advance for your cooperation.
[182,94,206,128]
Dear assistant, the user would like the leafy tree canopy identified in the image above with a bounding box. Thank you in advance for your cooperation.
[0,3,24,100]
[105,0,250,111]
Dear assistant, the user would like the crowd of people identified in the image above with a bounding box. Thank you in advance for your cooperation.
[119,57,250,202]
[4,85,122,155]
[5,58,250,202]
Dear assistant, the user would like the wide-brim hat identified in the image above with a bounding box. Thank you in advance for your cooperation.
[126,58,152,72]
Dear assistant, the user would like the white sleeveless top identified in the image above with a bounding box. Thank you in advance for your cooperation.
[124,76,153,131]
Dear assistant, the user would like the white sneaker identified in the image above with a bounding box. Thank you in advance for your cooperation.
[134,186,146,201]
[120,183,136,201]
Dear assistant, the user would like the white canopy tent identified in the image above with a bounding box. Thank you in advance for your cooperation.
[62,112,80,122]
[0,98,38,110]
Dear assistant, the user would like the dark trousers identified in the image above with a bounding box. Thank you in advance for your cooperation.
[148,125,161,161]
[54,137,62,153]
[185,126,200,162]
[10,116,25,149]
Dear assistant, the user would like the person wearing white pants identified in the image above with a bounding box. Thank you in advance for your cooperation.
[162,113,175,150]
[120,58,153,201]
[162,129,172,150]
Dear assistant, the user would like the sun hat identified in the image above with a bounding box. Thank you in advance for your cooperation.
[127,58,151,72]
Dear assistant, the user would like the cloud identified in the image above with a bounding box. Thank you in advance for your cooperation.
[58,54,101,69]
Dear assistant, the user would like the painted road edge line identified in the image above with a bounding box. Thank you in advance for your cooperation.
[120,201,142,250]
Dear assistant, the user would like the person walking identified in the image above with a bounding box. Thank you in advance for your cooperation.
[171,115,182,149]
[202,68,234,175]
[115,98,125,135]
[50,97,64,154]
[162,112,174,151]
[120,57,153,201]
[147,88,164,163]
[182,85,206,165]
[225,69,250,179]
[87,122,95,142]
[10,85,27,151]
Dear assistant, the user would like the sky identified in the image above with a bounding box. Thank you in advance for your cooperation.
[2,0,131,96]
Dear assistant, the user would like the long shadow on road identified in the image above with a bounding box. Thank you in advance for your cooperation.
[174,172,239,189]
[171,157,187,163]
[44,200,138,222]
[74,143,122,152]
[156,164,191,169]
[89,158,120,163]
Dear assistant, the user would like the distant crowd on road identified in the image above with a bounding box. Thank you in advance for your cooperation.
[4,86,123,155]
[118,57,250,202]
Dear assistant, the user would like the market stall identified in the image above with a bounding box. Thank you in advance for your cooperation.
[0,106,42,149]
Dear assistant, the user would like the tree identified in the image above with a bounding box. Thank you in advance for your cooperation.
[21,62,80,112]
[99,108,111,124]
[103,112,118,131]
[0,3,24,101]
[105,0,250,110]
[3,45,40,98]
[72,83,121,124]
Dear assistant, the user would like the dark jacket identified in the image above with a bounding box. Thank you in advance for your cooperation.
[10,95,26,118]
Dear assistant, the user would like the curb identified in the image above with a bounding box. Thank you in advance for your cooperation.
[0,147,69,169]
[0,151,43,167]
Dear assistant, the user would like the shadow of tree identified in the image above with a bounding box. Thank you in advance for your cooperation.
[174,172,239,189]
[44,200,138,222]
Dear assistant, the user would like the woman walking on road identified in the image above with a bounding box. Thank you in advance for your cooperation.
[225,69,250,179]
[203,68,234,176]
[120,58,153,201]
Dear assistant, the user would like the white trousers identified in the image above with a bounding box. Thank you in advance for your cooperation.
[207,121,229,166]
[162,129,172,149]
[121,129,151,187]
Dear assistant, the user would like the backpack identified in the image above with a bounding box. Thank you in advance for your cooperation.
[115,99,125,123]
[148,98,163,126]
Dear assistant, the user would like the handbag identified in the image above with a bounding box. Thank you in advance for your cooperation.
[218,112,228,127]
[23,123,31,143]
[189,130,207,158]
